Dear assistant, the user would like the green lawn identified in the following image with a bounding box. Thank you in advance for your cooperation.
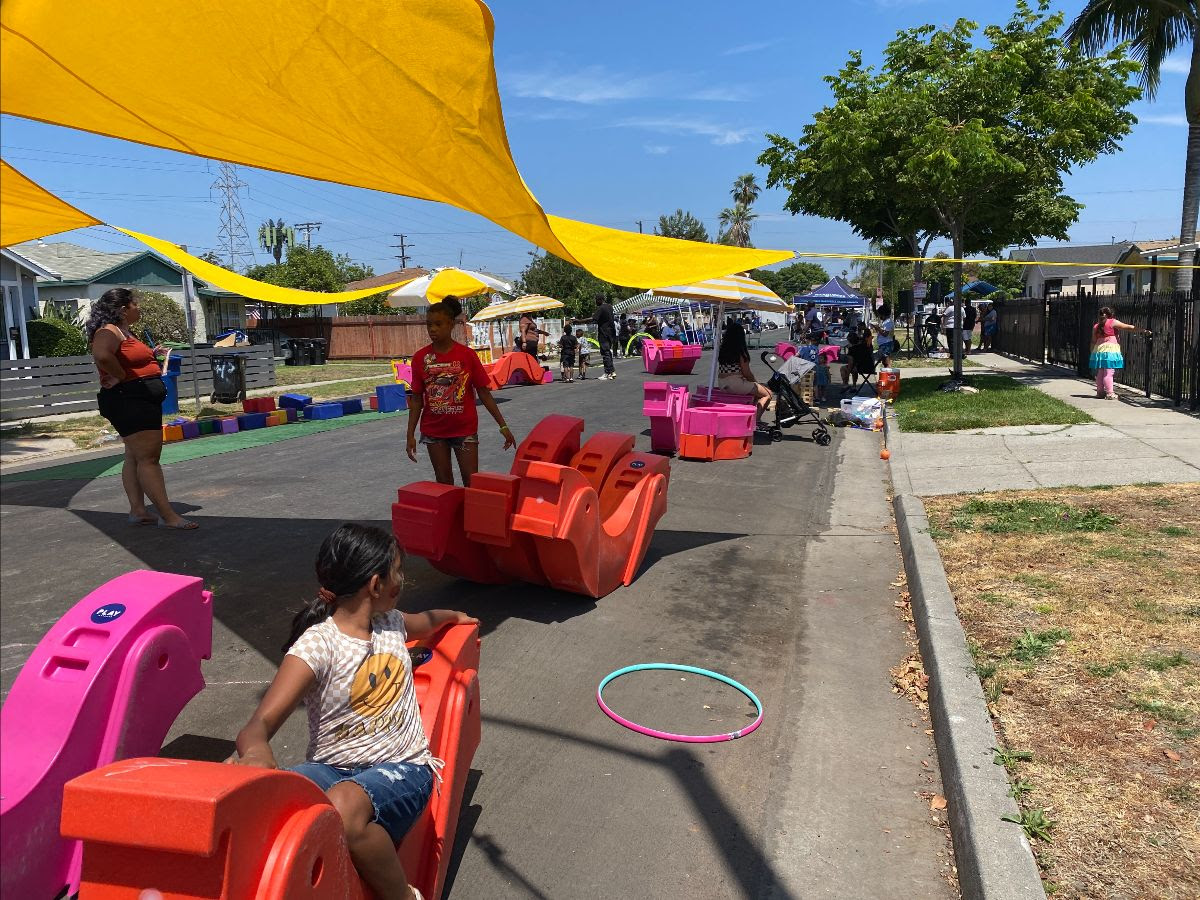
[273,362,394,386]
[894,375,1092,433]
[887,355,980,369]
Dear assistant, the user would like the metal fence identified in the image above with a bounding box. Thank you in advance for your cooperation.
[999,291,1198,410]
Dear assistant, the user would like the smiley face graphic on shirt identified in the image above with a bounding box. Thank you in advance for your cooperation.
[349,652,407,718]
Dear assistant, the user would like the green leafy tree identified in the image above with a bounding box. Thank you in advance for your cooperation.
[1068,0,1198,292]
[731,173,762,207]
[198,250,223,265]
[753,262,830,300]
[655,209,711,242]
[257,218,295,266]
[515,251,628,318]
[761,0,1140,378]
[978,262,1026,296]
[244,245,375,316]
[718,202,757,248]
[137,290,189,342]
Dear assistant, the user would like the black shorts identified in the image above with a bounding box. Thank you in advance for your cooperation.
[97,377,165,437]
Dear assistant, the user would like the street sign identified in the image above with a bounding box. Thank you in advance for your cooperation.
[913,281,927,300]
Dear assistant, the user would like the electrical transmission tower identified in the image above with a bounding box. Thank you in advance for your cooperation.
[210,163,256,271]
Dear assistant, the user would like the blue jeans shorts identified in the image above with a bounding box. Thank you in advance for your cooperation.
[292,760,434,843]
[420,433,478,449]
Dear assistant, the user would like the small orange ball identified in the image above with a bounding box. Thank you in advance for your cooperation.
[880,448,891,460]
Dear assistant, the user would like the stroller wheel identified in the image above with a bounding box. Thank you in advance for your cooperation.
[770,426,783,442]
[814,429,832,447]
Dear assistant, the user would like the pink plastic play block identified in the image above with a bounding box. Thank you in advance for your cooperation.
[683,401,756,438]
[0,570,213,900]
[775,342,797,360]
[691,385,757,408]
[643,381,690,454]
[642,340,701,375]
[542,370,554,383]
[219,417,239,434]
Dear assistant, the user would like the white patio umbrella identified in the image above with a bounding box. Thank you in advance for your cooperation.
[388,267,513,307]
[650,274,792,397]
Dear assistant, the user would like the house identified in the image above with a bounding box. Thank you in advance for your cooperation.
[1012,242,1134,297]
[1,246,59,360]
[1112,240,1187,294]
[8,240,251,341]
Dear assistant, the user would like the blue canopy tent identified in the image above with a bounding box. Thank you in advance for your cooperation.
[795,276,867,308]
[946,280,998,297]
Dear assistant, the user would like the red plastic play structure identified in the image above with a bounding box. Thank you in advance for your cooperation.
[59,623,481,900]
[482,351,553,390]
[394,415,671,598]
[641,339,702,375]
[0,571,212,900]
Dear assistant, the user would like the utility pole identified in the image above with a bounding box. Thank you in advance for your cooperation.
[294,221,322,248]
[636,220,643,234]
[391,234,414,268]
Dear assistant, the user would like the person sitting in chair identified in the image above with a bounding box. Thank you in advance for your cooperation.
[841,331,877,392]
[717,320,771,423]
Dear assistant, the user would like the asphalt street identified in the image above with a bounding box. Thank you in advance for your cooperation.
[1,344,953,899]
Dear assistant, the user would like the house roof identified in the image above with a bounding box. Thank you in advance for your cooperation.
[1,247,60,280]
[1015,242,1133,280]
[344,267,428,292]
[10,240,141,282]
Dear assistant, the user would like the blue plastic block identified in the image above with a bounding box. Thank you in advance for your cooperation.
[303,402,344,421]
[236,412,269,430]
[334,398,363,415]
[179,421,201,440]
[375,383,408,413]
[278,393,313,411]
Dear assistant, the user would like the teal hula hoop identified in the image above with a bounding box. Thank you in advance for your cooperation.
[597,663,764,743]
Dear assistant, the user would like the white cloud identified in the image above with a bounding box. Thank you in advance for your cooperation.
[721,40,779,57]
[616,116,755,145]
[505,66,654,104]
[1138,112,1188,126]
[1161,56,1191,75]
[643,144,671,155]
[508,106,587,122]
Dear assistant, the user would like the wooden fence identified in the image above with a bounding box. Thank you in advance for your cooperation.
[248,316,472,359]
[1,347,276,421]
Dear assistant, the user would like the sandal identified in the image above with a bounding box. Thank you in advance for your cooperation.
[157,517,199,530]
[127,513,157,526]
[1105,393,1119,401]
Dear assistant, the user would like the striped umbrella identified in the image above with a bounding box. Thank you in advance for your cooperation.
[469,294,564,322]
[388,267,513,307]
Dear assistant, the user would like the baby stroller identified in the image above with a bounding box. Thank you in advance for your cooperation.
[759,350,832,447]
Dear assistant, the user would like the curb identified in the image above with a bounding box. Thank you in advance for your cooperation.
[888,418,1045,900]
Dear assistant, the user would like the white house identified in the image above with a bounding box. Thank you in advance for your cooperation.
[1,246,59,360]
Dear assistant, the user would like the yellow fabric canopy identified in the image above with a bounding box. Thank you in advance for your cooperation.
[0,0,791,287]
[0,160,101,247]
[0,160,416,304]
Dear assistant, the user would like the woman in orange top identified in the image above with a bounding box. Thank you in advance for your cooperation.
[86,288,197,529]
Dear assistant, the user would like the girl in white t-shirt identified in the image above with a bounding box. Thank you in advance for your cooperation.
[232,523,478,900]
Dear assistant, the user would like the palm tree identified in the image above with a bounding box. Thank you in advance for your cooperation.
[718,203,757,248]
[1067,1,1198,292]
[257,218,294,266]
[731,173,761,207]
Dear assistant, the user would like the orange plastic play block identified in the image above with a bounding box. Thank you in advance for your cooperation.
[677,432,714,460]
[713,434,752,460]
[161,425,183,443]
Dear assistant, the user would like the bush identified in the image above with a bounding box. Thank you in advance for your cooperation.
[27,316,87,357]
[137,291,189,343]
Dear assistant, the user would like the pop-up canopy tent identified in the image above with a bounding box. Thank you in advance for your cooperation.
[945,280,998,297]
[797,276,866,307]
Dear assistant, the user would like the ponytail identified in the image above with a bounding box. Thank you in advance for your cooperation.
[281,523,401,653]
[428,295,463,322]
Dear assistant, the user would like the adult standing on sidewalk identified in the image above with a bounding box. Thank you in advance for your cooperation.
[86,288,197,530]
[574,295,618,380]
[1090,306,1151,400]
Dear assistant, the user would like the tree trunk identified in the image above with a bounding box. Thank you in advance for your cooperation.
[952,225,964,381]
[1178,35,1200,293]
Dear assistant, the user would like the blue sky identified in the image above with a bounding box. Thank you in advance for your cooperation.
[1,0,1190,283]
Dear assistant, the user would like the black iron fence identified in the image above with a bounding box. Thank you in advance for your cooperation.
[998,291,1198,410]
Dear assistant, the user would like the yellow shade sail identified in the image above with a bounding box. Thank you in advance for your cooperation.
[0,0,791,287]
[471,294,564,322]
[0,160,101,247]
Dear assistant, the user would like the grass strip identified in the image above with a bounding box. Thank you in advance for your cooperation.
[894,374,1092,432]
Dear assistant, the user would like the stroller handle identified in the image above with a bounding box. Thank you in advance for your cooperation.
[760,350,782,367]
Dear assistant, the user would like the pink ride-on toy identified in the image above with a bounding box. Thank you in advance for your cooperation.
[0,570,213,900]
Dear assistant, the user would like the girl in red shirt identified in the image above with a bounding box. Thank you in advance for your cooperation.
[405,296,516,484]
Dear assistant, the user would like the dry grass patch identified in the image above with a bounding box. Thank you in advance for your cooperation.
[925,483,1200,899]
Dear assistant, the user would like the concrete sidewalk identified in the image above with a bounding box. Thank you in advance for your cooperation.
[888,356,1200,497]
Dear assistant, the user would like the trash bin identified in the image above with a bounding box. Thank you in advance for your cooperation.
[161,353,183,415]
[284,338,305,366]
[209,353,247,404]
[310,338,328,365]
